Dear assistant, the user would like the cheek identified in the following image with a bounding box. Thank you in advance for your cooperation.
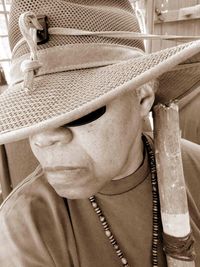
[76,124,130,179]
[78,104,141,179]
[29,138,66,168]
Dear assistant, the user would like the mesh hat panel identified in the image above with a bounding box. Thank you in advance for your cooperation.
[9,0,144,59]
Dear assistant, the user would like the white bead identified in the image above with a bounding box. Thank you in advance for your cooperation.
[114,244,119,250]
[121,258,128,265]
[105,230,111,237]
[100,216,105,222]
[92,202,97,208]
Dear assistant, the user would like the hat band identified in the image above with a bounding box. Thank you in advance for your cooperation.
[10,43,144,85]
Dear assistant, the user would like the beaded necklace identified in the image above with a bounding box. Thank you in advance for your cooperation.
[89,135,160,267]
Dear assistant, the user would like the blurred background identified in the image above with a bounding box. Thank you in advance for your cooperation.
[0,0,10,84]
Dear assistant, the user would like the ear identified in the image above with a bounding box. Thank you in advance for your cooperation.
[136,83,155,118]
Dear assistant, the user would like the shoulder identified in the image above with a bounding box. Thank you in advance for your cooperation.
[180,140,200,213]
[181,138,200,158]
[0,166,68,266]
[180,139,200,188]
[0,165,66,232]
[181,139,200,173]
[0,165,61,217]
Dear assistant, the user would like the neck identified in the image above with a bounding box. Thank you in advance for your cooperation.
[112,133,144,181]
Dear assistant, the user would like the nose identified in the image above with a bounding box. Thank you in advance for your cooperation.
[31,127,73,148]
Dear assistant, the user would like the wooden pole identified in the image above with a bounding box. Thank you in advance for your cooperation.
[153,102,195,267]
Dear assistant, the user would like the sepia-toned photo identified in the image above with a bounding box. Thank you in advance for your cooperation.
[0,1,200,266]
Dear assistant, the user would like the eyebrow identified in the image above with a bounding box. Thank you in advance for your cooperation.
[62,106,106,127]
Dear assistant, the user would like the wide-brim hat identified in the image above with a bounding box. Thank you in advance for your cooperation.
[0,0,200,145]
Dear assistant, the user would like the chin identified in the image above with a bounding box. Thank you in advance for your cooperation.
[52,185,100,200]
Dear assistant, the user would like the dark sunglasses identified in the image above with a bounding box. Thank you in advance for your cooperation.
[62,106,106,128]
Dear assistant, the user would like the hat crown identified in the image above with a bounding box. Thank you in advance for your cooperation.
[9,0,144,59]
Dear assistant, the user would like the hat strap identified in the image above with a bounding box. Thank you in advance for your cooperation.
[18,11,43,93]
[48,27,200,41]
[13,27,200,61]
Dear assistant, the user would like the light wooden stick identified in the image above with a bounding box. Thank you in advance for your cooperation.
[153,102,195,267]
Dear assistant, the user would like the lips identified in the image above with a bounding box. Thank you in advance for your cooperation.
[43,166,85,172]
[43,165,88,183]
[43,165,89,190]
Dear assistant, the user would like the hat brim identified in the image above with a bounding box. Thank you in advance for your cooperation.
[0,40,200,144]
